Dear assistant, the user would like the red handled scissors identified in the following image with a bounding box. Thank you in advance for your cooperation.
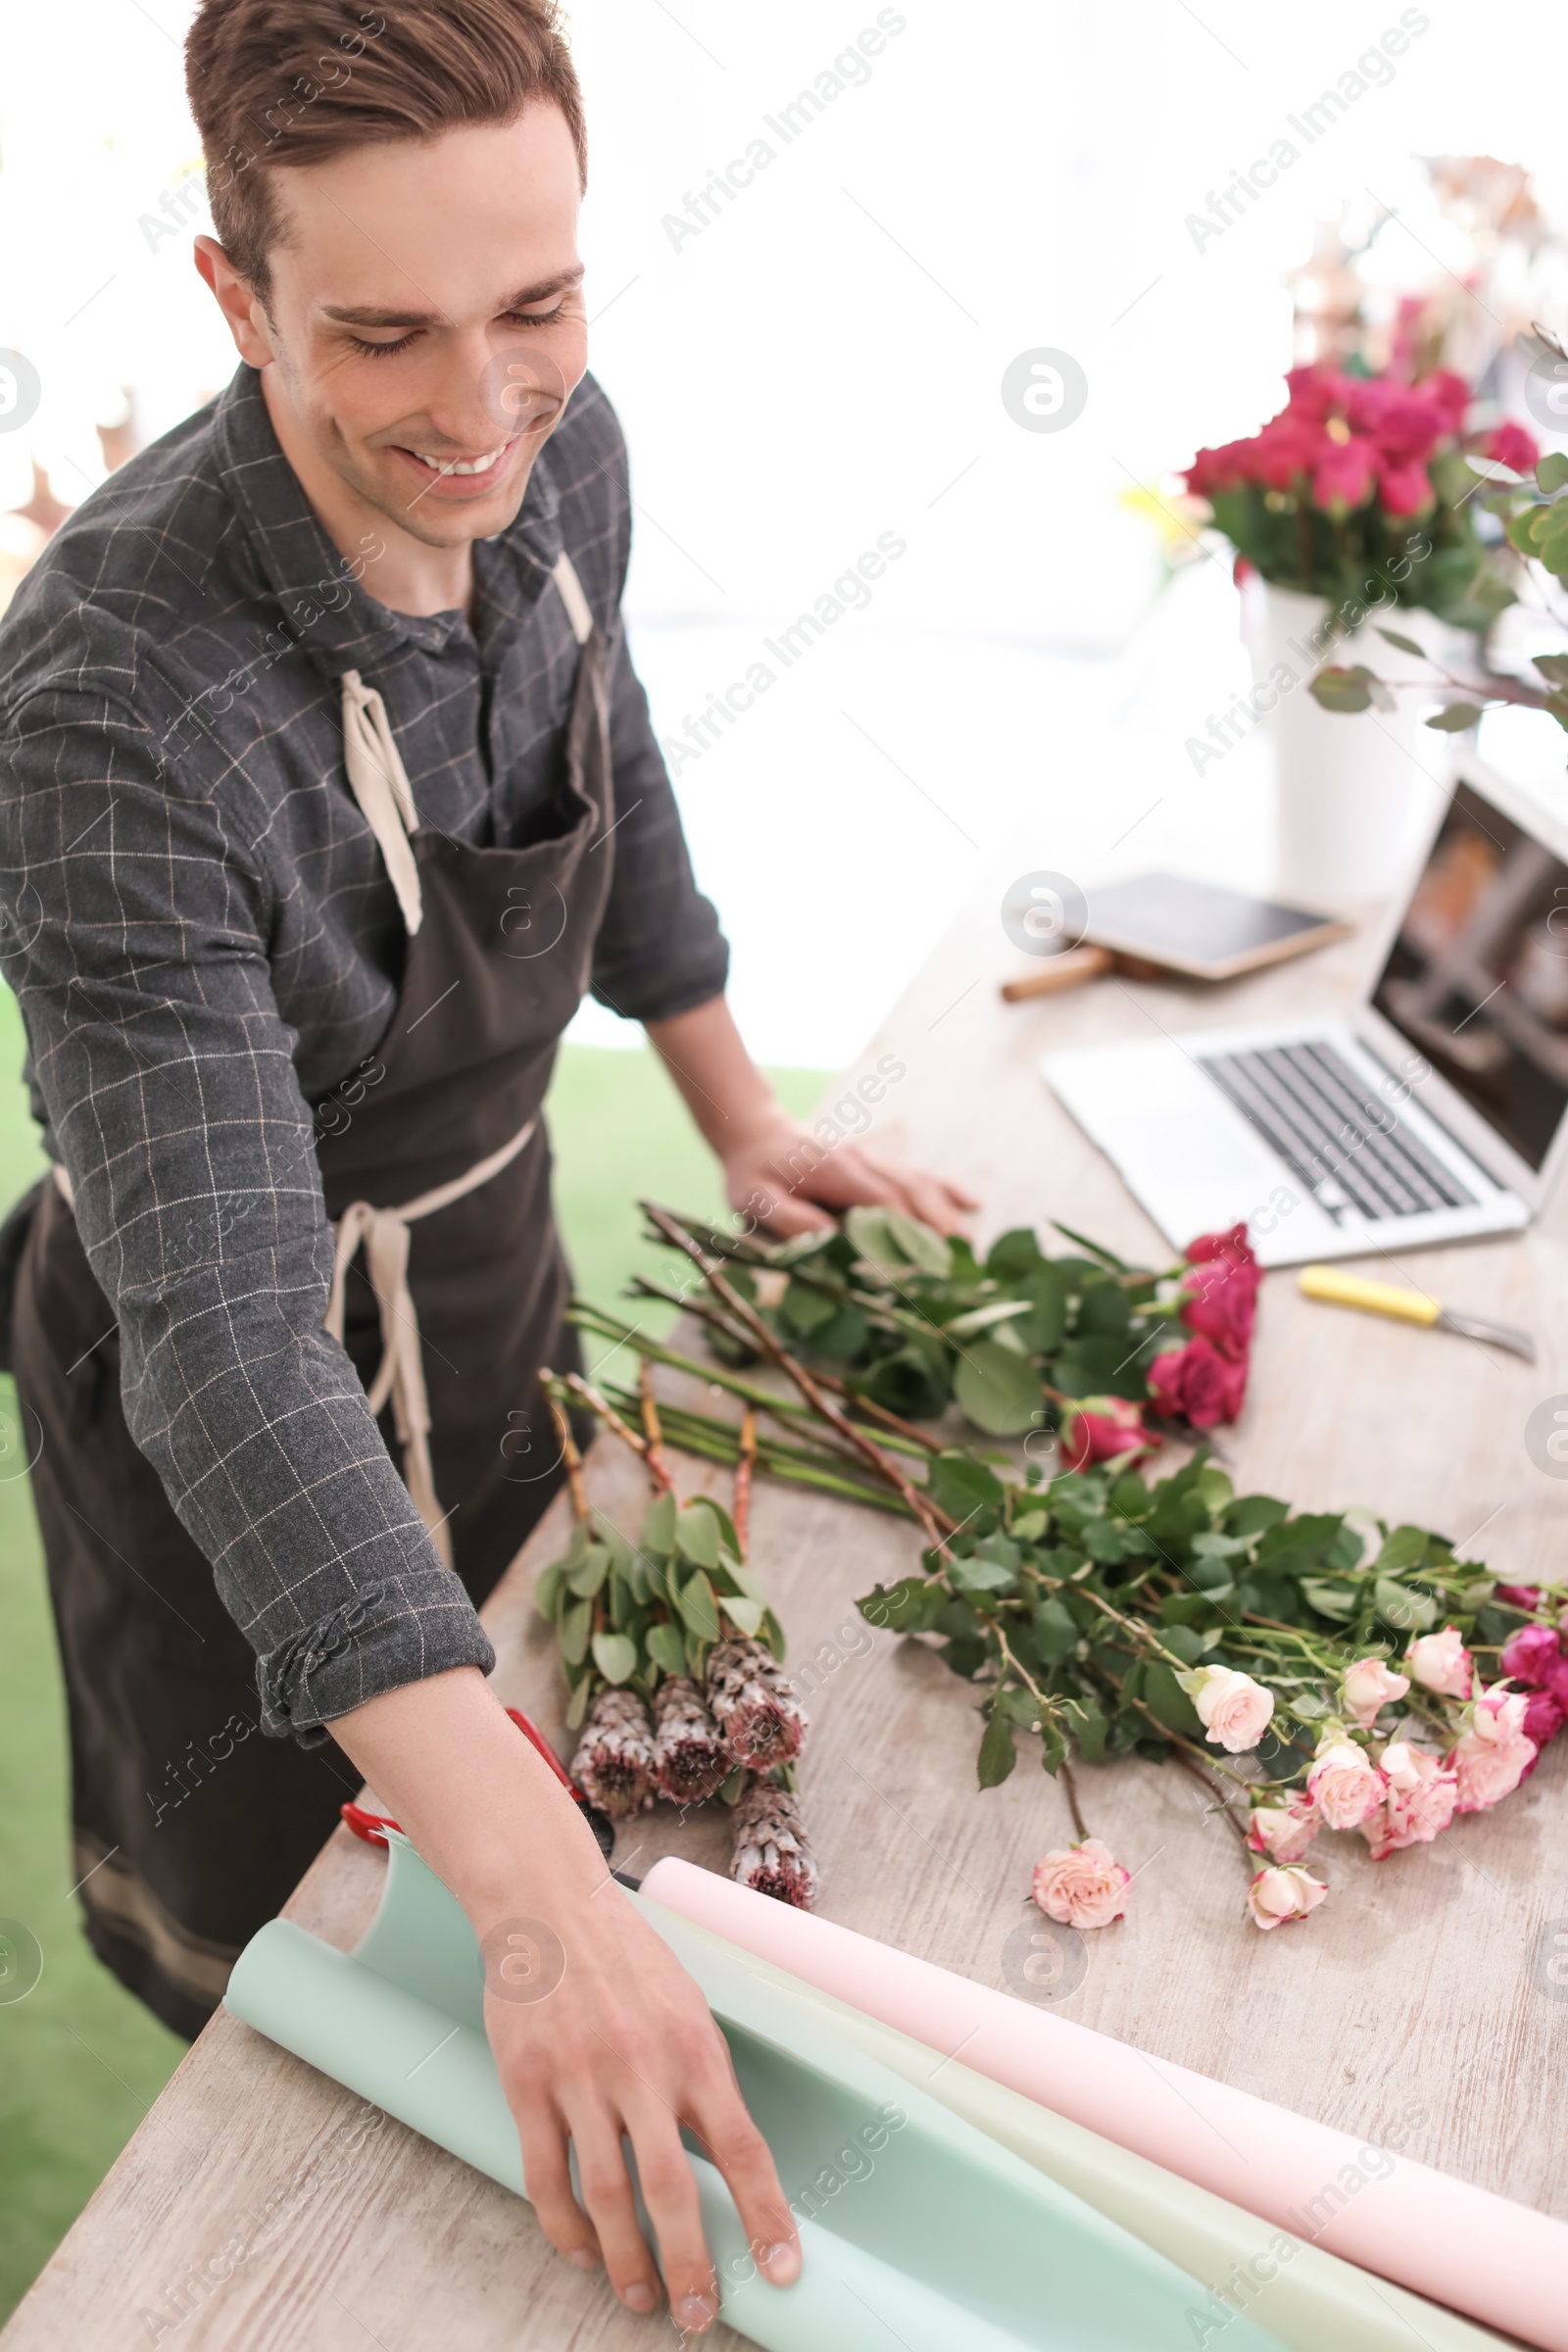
[341,1705,615,1860]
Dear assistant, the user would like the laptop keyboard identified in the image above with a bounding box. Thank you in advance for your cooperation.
[1200,1040,1479,1223]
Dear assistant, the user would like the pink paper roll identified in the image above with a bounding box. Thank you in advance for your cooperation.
[642,1858,1567,2351]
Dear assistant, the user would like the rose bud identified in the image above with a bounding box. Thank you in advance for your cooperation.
[1404,1625,1473,1699]
[1340,1657,1411,1727]
[1307,1737,1387,1830]
[1189,1665,1275,1753]
[1246,1866,1328,1932]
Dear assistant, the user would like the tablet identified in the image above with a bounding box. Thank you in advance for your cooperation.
[1082,873,1348,981]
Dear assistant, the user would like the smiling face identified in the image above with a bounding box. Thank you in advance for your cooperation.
[196,105,587,609]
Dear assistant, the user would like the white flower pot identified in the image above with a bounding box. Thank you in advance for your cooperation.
[1239,575,1451,913]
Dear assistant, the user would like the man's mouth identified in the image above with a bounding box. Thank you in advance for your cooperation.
[389,440,519,495]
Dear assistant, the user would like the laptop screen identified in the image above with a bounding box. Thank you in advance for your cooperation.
[1372,777,1568,1171]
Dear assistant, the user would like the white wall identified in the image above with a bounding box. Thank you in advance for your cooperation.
[5,0,1568,1062]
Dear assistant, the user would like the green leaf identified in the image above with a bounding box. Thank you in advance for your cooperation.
[677,1570,721,1642]
[1425,703,1483,733]
[592,1630,639,1685]
[1053,1338,1146,1400]
[564,1674,592,1732]
[1066,1696,1109,1763]
[1309,663,1376,712]
[566,1542,611,1598]
[1376,626,1428,658]
[859,1577,945,1635]
[1225,1494,1290,1539]
[1299,1578,1359,1620]
[533,1559,565,1620]
[1375,1525,1430,1572]
[1019,1263,1069,1352]
[1039,1721,1067,1775]
[950,1553,1019,1594]
[645,1621,688,1679]
[844,1203,901,1265]
[1374,1576,1437,1633]
[1464,453,1525,485]
[1532,651,1568,686]
[977,1711,1018,1788]
[926,1449,1004,1522]
[884,1209,954,1278]
[641,1490,677,1558]
[1074,1279,1132,1340]
[945,1299,1034,1340]
[721,1593,765,1637]
[1030,1597,1078,1662]
[1159,1624,1205,1665]
[1142,1660,1205,1739]
[954,1339,1043,1436]
[1537,453,1568,492]
[684,1629,711,1680]
[810,1305,871,1358]
[560,1595,593,1668]
[986,1227,1044,1281]
[780,1279,838,1336]
[675,1505,720,1572]
[716,1765,747,1806]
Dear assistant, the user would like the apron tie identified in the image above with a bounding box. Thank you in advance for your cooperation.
[339,670,424,936]
[323,1114,538,1569]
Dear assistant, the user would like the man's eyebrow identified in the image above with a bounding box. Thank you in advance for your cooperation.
[320,268,585,328]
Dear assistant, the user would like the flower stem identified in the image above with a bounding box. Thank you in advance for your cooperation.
[1058,1756,1090,1841]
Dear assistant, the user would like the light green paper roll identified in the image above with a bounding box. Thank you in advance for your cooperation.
[662,1916,1514,2352]
[224,1838,1288,2352]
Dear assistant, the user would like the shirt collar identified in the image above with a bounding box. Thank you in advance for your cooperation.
[215,366,567,681]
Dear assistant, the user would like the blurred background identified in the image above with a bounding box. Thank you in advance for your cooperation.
[7,0,1568,2314]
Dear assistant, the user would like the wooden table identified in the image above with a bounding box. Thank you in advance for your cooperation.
[8,883,1566,2352]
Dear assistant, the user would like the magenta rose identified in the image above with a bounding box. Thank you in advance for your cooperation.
[1483,420,1540,475]
[1500,1624,1563,1690]
[1059,1396,1154,1473]
[1149,1337,1248,1429]
[1519,1689,1564,1761]
[1495,1584,1544,1611]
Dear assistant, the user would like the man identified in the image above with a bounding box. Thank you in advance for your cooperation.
[0,0,974,2326]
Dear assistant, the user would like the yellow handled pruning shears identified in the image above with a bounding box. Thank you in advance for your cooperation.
[1298,1266,1535,1361]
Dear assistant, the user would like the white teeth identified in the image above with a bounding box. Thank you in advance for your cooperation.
[413,446,507,475]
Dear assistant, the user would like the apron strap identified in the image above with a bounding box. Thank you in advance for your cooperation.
[322,1112,538,1570]
[339,670,425,939]
[337,552,594,939]
[552,549,594,647]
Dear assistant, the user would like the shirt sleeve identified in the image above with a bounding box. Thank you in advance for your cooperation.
[0,678,494,1742]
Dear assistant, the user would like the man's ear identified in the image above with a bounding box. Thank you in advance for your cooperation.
[194,235,277,368]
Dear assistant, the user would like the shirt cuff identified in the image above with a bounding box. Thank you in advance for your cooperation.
[256,1567,497,1746]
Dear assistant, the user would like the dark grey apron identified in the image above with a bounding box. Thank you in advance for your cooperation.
[12,554,611,2037]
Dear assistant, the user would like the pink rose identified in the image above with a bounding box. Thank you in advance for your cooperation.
[1448,1685,1537,1813]
[1059,1396,1154,1473]
[1191,1665,1275,1753]
[1375,458,1434,516]
[1148,1337,1248,1430]
[1361,1740,1457,1858]
[1031,1838,1130,1932]
[1247,1797,1319,1864]
[1495,1584,1544,1611]
[1404,1625,1472,1699]
[1340,1657,1411,1728]
[1307,1737,1387,1831]
[1247,1866,1329,1932]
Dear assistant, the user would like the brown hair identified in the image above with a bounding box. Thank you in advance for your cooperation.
[185,0,587,293]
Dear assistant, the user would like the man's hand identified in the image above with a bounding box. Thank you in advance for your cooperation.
[330,1671,800,2329]
[646,996,978,1241]
[719,1105,977,1239]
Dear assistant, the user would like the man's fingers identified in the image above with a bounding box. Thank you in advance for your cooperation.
[517,2107,601,2272]
[567,2110,664,2315]
[624,2102,723,2332]
[692,2089,801,2291]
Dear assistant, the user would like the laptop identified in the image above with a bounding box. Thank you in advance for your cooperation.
[1042,755,1568,1267]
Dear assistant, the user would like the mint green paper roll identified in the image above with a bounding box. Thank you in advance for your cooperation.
[224,1838,1288,2352]
[663,1918,1514,2352]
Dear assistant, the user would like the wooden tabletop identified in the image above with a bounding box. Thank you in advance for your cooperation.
[7,876,1567,2352]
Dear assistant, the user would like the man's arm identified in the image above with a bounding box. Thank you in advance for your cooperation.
[648,994,978,1237]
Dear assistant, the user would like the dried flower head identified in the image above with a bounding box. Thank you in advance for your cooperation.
[730,1780,818,1909]
[707,1637,808,1770]
[569,1688,657,1819]
[651,1675,730,1807]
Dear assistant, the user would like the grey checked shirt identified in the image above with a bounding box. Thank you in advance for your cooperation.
[0,366,726,1740]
